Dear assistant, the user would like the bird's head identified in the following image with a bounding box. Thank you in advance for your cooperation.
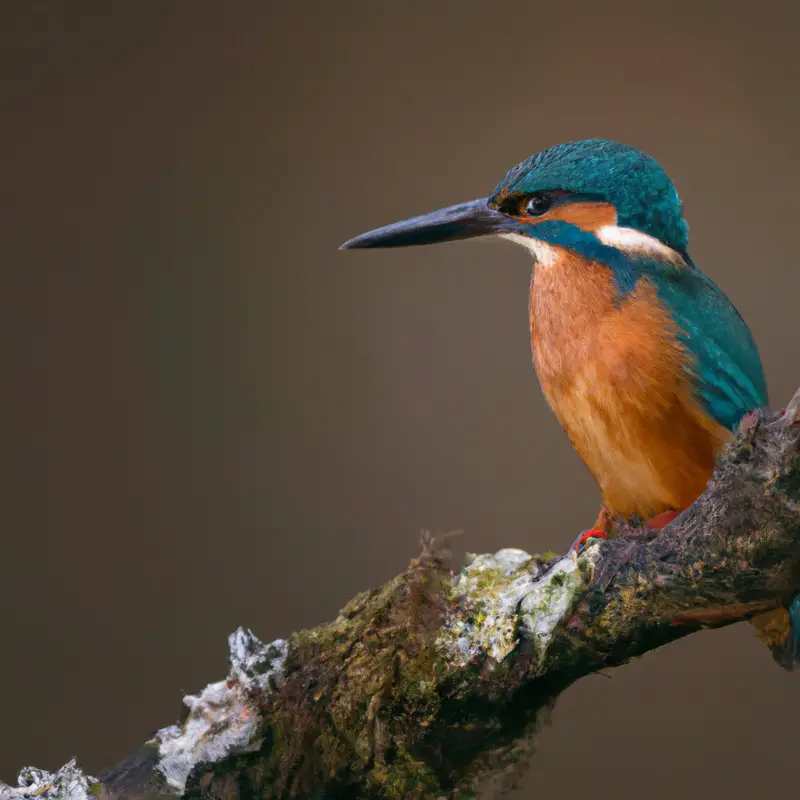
[340,139,689,266]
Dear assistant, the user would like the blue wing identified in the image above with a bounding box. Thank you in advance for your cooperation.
[646,260,768,431]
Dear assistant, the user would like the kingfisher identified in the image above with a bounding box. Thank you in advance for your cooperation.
[340,138,797,667]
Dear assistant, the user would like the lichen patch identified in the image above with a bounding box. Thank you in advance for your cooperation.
[0,759,99,800]
[155,627,287,794]
[439,548,540,665]
[520,545,601,669]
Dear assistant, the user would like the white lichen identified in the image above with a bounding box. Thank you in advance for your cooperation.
[439,542,602,672]
[228,626,288,691]
[439,547,539,665]
[520,544,602,668]
[155,626,287,794]
[0,760,98,800]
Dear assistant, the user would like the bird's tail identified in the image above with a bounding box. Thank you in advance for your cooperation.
[750,596,800,670]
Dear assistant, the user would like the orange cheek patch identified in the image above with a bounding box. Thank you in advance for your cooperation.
[515,201,618,232]
[546,201,617,232]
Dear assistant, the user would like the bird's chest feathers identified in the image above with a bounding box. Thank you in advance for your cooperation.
[528,252,708,516]
[530,253,683,410]
[530,255,616,384]
[528,253,670,394]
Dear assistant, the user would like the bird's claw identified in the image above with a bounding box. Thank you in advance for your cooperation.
[643,509,681,531]
[568,528,609,557]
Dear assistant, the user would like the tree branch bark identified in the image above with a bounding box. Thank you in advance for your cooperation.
[4,391,800,800]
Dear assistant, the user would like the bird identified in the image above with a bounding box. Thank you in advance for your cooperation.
[339,138,797,668]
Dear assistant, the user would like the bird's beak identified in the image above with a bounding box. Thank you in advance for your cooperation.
[339,197,511,250]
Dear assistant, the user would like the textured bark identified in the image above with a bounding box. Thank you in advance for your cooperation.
[4,392,800,800]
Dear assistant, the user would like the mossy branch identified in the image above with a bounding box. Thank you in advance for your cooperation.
[4,391,800,800]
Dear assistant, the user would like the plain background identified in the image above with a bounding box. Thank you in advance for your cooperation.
[3,2,800,797]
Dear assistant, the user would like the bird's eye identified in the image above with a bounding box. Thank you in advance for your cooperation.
[525,194,553,217]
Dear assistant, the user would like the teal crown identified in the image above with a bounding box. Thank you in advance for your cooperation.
[492,139,689,253]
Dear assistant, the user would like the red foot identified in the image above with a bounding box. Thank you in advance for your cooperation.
[645,510,681,531]
[741,408,787,431]
[741,410,759,430]
[570,529,609,554]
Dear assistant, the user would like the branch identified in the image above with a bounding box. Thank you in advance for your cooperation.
[4,391,800,800]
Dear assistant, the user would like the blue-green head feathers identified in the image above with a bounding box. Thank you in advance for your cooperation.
[491,139,690,253]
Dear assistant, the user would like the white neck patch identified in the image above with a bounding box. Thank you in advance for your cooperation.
[498,232,560,268]
[498,226,685,269]
[595,225,684,265]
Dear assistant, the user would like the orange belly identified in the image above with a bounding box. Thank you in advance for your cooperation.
[530,251,730,519]
[544,374,728,518]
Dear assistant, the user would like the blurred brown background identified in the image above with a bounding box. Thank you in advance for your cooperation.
[2,2,799,797]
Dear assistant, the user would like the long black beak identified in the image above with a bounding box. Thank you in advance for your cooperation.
[339,197,512,250]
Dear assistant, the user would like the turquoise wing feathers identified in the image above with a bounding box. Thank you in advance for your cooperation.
[648,262,768,431]
[646,260,800,667]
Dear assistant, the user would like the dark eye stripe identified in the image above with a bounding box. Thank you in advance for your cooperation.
[519,190,572,218]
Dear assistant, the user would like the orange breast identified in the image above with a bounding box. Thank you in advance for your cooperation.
[530,250,730,519]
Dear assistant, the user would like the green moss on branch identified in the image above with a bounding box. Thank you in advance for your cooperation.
[16,393,798,800]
